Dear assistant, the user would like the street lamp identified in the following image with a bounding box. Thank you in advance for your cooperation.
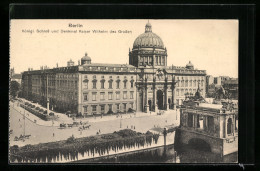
[23,100,26,141]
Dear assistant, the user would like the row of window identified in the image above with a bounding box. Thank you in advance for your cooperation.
[86,75,134,79]
[139,56,166,66]
[176,80,204,87]
[57,74,77,79]
[31,79,78,88]
[176,76,204,80]
[84,80,134,89]
[83,103,134,114]
[83,91,135,101]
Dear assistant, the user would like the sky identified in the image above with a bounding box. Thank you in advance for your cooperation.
[10,19,238,78]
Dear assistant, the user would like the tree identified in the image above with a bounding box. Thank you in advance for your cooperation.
[10,80,20,98]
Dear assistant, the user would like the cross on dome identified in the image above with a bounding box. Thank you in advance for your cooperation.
[145,21,152,33]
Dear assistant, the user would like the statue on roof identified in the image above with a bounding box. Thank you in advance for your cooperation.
[183,82,205,107]
[215,85,230,100]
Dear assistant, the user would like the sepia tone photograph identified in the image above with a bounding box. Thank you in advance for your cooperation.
[9,19,238,163]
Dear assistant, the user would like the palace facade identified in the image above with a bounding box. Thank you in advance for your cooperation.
[21,22,206,116]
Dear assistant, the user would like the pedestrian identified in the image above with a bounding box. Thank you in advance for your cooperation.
[134,126,135,129]
[19,119,20,122]
[150,111,151,115]
[53,133,55,137]
[127,125,128,128]
[99,129,100,133]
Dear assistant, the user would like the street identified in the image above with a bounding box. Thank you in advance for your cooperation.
[9,101,180,147]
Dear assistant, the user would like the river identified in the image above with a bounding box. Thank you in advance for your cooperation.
[72,132,238,163]
[73,145,237,163]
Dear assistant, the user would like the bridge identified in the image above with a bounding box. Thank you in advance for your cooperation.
[175,102,238,156]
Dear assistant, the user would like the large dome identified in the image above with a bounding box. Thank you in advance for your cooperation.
[133,22,164,49]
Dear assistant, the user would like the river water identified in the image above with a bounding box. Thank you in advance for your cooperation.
[73,132,238,163]
[73,144,238,163]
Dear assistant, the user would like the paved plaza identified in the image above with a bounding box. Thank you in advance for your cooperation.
[9,100,180,147]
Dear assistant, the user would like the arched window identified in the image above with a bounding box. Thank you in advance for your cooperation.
[92,80,97,89]
[100,80,105,89]
[116,80,120,89]
[108,79,113,89]
[227,118,233,135]
[92,75,97,89]
[123,79,128,89]
[130,80,134,88]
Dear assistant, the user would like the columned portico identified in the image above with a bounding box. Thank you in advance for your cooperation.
[137,79,176,112]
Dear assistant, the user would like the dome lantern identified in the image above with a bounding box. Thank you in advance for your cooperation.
[145,22,152,33]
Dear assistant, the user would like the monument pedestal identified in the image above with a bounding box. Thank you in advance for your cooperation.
[155,105,158,113]
[144,105,149,113]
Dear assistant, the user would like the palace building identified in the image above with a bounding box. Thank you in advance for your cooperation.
[21,22,206,116]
